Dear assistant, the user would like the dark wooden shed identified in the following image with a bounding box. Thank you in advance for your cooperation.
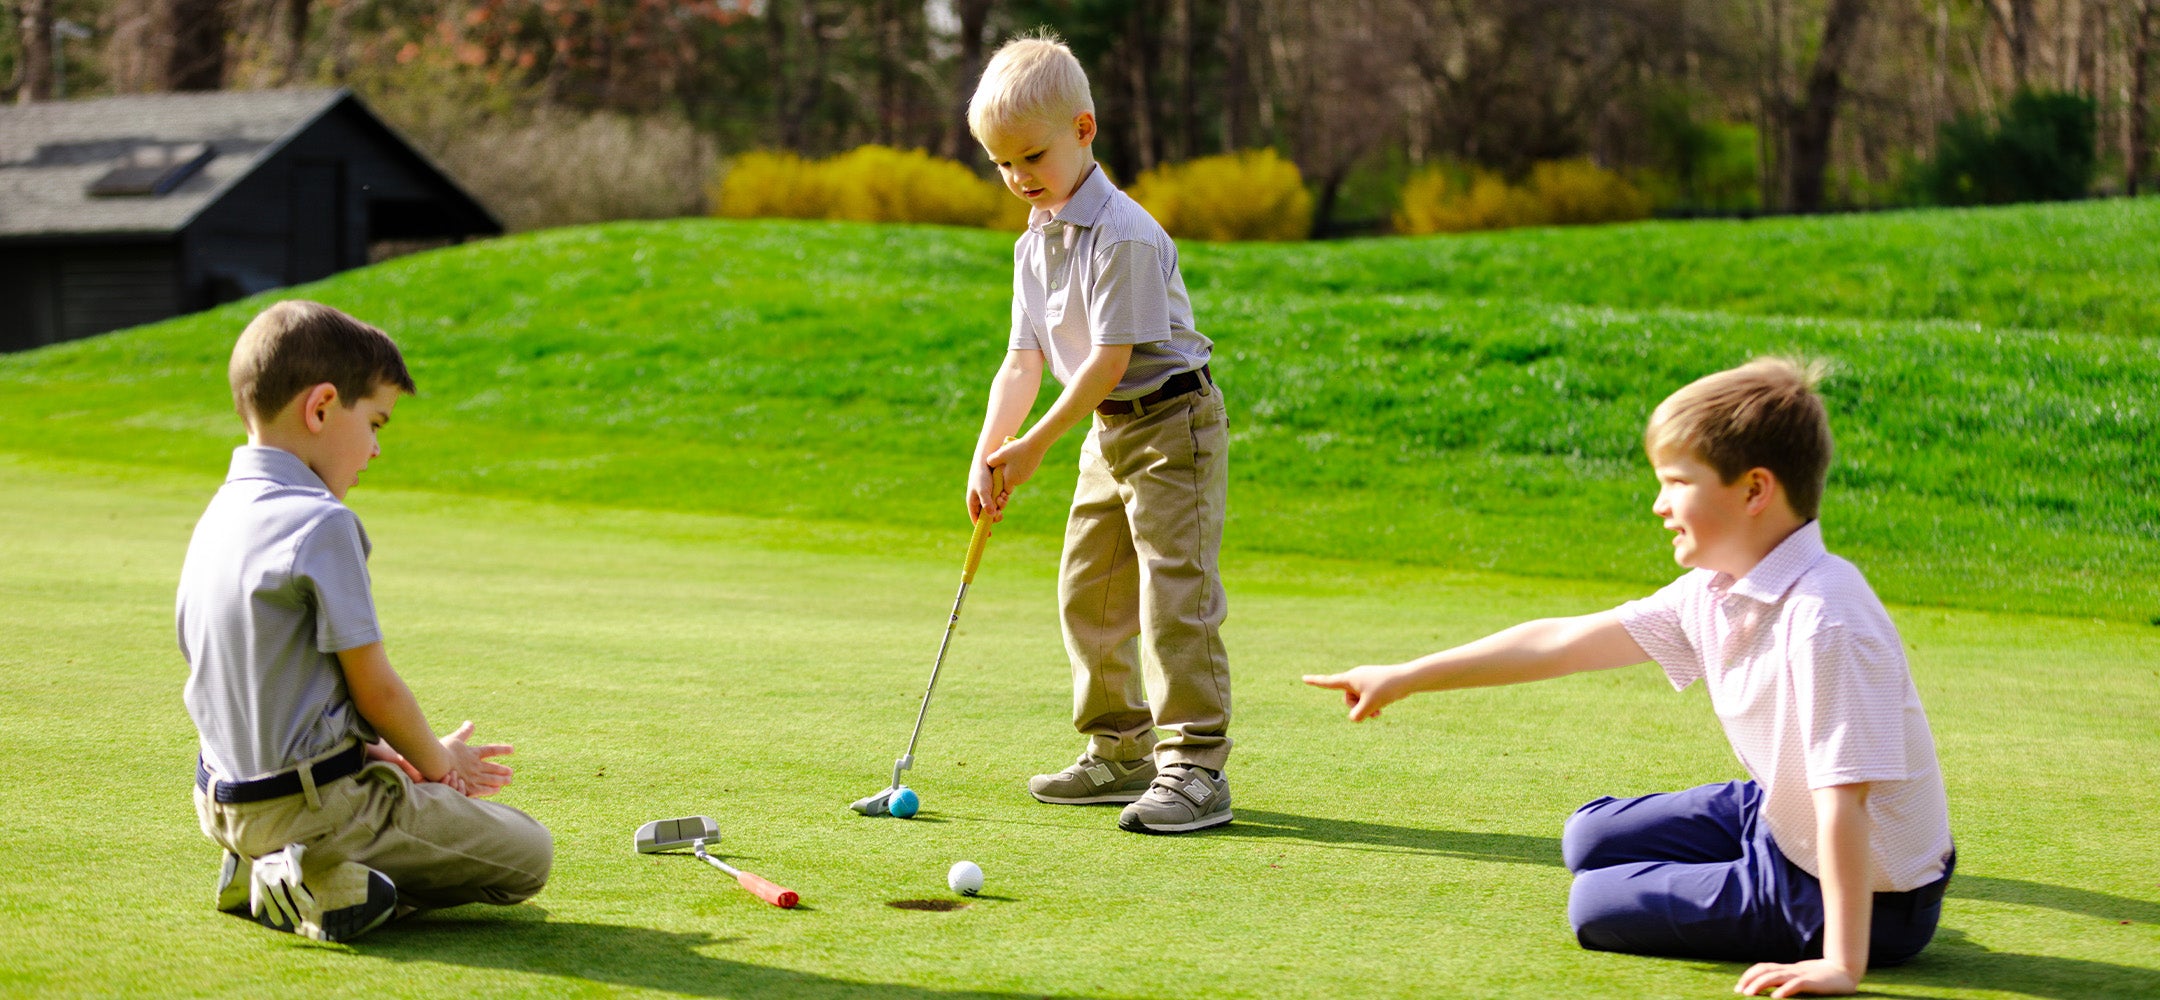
[0,88,500,352]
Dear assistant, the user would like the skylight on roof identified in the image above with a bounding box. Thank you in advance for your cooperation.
[87,143,216,197]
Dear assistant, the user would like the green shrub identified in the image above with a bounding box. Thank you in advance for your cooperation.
[1128,149,1314,241]
[1915,89,2098,205]
[1638,94,1761,212]
[714,146,1025,229]
[1396,159,1648,234]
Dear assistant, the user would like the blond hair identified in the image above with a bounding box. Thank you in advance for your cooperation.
[1645,357,1834,519]
[967,32,1095,139]
[229,300,414,424]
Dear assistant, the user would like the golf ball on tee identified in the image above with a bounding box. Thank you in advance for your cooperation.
[948,860,983,896]
[890,786,919,818]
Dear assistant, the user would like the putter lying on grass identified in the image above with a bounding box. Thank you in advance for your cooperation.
[853,456,1008,818]
[635,815,799,909]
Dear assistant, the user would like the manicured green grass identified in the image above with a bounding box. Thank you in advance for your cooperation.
[2,202,2155,996]
[1,203,2154,622]
[1,455,2154,999]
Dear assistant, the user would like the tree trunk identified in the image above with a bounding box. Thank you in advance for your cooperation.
[280,0,309,85]
[875,0,898,147]
[943,0,994,160]
[1220,0,1249,151]
[793,2,831,154]
[1177,0,1201,161]
[167,0,228,91]
[1986,0,2035,88]
[1125,0,1163,174]
[1782,0,1867,213]
[18,0,55,102]
[769,0,797,151]
[2132,0,2156,195]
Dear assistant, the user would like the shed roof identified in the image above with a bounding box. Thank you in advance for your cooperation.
[0,88,488,241]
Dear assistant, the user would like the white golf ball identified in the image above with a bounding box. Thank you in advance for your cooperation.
[947,860,983,896]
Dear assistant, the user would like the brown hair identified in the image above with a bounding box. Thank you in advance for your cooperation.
[1645,357,1834,519]
[229,300,414,423]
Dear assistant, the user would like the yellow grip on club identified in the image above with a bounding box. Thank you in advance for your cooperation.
[963,440,1013,583]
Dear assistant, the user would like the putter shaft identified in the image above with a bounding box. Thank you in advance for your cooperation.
[892,579,973,788]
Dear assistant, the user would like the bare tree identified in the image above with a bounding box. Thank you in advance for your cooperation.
[167,0,228,91]
[17,0,55,102]
[941,0,995,160]
[2133,0,2157,193]
[1780,0,1867,211]
[1220,0,1254,150]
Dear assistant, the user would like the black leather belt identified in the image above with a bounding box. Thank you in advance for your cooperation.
[196,742,366,804]
[1097,364,1211,416]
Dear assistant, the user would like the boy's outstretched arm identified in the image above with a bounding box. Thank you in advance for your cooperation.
[1304,610,1647,721]
[971,349,1044,523]
[1737,783,1873,997]
[986,342,1132,497]
[338,641,515,797]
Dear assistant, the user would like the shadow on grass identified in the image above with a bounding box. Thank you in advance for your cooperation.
[357,910,1104,999]
[1855,927,2160,1000]
[1212,809,1564,866]
[1948,875,2160,925]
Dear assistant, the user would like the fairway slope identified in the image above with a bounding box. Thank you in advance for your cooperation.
[2,204,2153,626]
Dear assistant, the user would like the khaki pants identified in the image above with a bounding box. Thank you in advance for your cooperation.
[196,751,552,911]
[1059,382,1232,772]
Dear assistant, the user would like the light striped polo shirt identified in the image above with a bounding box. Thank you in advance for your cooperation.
[1618,520,1953,892]
[179,446,382,781]
[1008,165,1212,399]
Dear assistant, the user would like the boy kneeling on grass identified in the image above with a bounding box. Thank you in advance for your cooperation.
[181,301,552,941]
[1306,358,1952,997]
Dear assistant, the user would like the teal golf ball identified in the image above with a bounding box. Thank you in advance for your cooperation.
[890,787,919,818]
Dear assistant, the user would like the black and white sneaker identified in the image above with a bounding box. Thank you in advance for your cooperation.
[1117,764,1232,834]
[249,844,398,942]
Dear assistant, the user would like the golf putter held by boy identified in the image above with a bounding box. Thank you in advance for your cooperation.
[964,34,1235,834]
[1305,359,1952,997]
[181,300,553,941]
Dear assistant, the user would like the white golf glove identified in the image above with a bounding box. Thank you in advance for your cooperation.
[249,844,313,931]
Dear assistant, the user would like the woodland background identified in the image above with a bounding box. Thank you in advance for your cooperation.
[5,1,2156,234]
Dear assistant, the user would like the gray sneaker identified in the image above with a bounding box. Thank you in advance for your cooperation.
[1118,764,1232,834]
[1028,754,1157,804]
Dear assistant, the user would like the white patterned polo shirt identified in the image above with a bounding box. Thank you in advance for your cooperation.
[1618,521,1953,891]
[1008,165,1212,398]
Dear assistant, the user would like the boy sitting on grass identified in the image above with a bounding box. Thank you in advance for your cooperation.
[1305,359,1952,997]
[181,300,552,941]
[964,34,1236,834]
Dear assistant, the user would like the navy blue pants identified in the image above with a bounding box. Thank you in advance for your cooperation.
[1562,780,1950,965]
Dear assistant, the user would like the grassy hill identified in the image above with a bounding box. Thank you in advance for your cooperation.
[2,199,2154,621]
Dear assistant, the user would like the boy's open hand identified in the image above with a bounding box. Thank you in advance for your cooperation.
[1735,958,1857,997]
[1302,665,1407,722]
[440,720,516,798]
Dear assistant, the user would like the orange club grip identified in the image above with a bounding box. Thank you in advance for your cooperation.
[737,870,799,909]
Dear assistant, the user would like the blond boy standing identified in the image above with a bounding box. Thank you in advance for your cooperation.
[965,35,1233,834]
[1306,360,1952,995]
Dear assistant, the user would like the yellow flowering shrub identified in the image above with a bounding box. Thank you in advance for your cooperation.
[713,146,1026,230]
[1395,159,1650,234]
[1128,149,1313,242]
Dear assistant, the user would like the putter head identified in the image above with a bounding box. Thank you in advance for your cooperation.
[850,789,895,817]
[635,815,720,854]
